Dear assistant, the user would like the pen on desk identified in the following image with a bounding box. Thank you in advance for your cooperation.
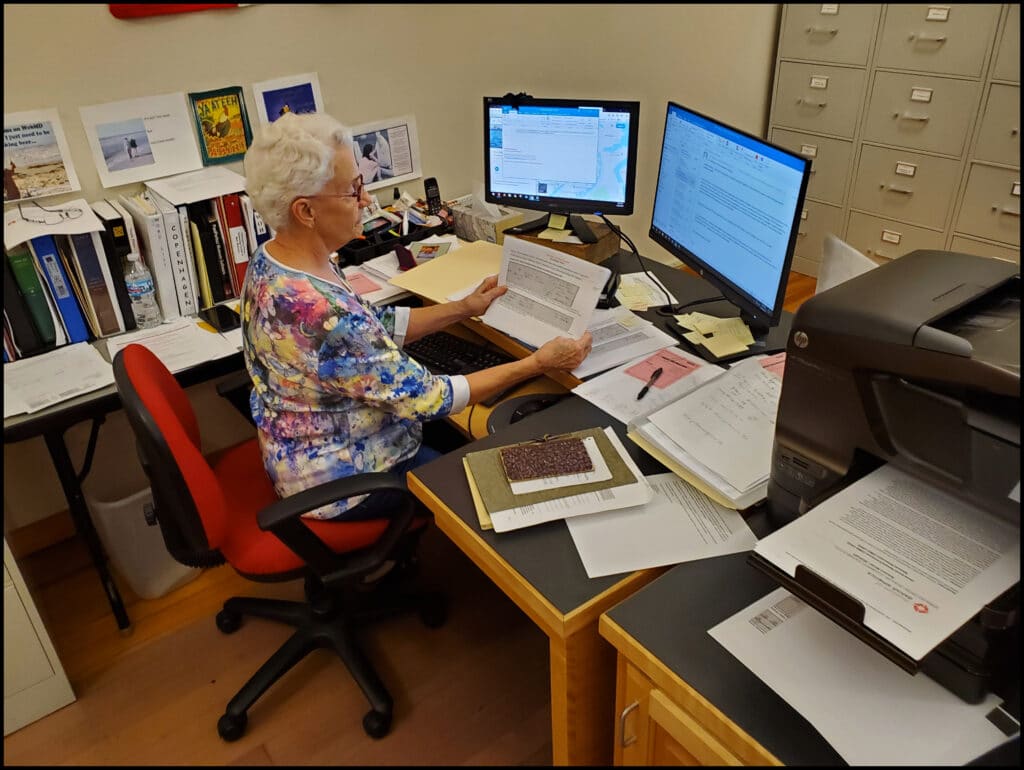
[636,367,664,401]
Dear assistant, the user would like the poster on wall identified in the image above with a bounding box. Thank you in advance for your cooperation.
[250,72,325,125]
[348,115,422,192]
[79,92,203,189]
[188,86,253,165]
[3,109,81,203]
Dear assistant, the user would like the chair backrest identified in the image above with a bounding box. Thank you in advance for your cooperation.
[113,344,231,568]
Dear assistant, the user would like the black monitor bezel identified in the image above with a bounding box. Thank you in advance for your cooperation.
[483,95,641,217]
[649,101,811,330]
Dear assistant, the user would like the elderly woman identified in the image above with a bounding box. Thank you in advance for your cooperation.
[242,112,592,520]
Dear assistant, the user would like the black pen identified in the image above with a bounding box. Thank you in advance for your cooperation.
[636,367,664,400]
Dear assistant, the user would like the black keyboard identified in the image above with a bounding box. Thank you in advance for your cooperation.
[405,331,518,406]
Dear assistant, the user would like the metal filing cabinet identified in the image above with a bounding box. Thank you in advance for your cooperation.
[769,4,1019,275]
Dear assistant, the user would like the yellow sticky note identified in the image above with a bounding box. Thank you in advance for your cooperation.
[701,333,750,358]
[197,321,218,333]
[548,213,568,230]
[714,317,755,346]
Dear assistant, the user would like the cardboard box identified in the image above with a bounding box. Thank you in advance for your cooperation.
[450,196,524,245]
[508,221,620,264]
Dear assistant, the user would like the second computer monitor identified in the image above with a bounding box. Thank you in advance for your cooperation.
[650,101,810,336]
[484,95,640,240]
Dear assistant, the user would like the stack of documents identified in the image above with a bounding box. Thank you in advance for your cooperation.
[628,355,785,509]
[463,426,652,533]
[571,306,678,379]
[104,317,240,374]
[3,342,115,418]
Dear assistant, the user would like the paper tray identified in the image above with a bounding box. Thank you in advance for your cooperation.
[746,551,1019,704]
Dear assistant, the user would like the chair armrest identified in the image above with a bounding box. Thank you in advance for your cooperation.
[257,472,419,585]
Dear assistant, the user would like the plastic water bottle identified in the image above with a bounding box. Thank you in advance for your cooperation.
[124,253,162,329]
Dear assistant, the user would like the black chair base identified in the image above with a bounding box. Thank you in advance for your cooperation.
[214,581,446,742]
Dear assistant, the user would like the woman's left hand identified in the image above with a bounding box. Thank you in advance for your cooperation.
[461,275,507,318]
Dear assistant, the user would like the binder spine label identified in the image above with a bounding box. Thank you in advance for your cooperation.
[40,254,71,299]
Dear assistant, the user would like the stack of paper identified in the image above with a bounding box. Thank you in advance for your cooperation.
[628,355,785,509]
[463,426,652,533]
[571,306,679,379]
[3,342,115,418]
[674,311,757,359]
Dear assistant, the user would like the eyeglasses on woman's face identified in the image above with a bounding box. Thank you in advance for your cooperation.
[307,174,365,202]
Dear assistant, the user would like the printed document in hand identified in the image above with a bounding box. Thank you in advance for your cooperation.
[628,355,784,509]
[566,473,757,578]
[570,306,678,379]
[753,464,1021,661]
[709,588,1016,765]
[3,343,115,417]
[574,346,724,424]
[481,237,610,348]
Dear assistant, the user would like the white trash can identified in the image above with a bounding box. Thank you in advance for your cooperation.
[86,486,202,600]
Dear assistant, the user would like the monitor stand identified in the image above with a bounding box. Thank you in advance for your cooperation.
[670,315,788,366]
[504,212,599,243]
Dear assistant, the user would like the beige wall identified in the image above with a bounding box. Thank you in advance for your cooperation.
[3,3,781,529]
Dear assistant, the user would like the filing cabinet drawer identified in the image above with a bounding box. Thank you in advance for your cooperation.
[770,128,852,205]
[850,144,960,228]
[861,71,980,155]
[793,200,844,274]
[773,62,867,139]
[955,164,1021,246]
[974,84,1020,167]
[875,4,1000,77]
[846,211,946,261]
[991,5,1019,82]
[950,235,1020,264]
[779,4,881,65]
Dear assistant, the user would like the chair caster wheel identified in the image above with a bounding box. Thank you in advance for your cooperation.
[419,593,447,629]
[216,609,242,634]
[362,709,392,739]
[218,711,247,741]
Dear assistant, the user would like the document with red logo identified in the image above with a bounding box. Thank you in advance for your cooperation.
[753,464,1020,661]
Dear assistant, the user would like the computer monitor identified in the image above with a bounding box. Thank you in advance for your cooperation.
[483,95,640,243]
[650,101,811,360]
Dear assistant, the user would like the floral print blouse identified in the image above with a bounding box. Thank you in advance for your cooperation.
[241,245,469,519]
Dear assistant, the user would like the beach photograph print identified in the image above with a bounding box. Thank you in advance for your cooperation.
[80,92,203,189]
[251,72,324,125]
[189,86,253,165]
[3,108,81,202]
[96,117,154,173]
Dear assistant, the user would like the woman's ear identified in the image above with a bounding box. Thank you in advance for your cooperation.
[290,197,316,229]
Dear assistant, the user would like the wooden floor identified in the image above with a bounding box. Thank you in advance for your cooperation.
[4,526,554,765]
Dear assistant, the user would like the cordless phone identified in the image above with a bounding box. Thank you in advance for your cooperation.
[424,177,442,215]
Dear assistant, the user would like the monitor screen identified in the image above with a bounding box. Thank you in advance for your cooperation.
[484,96,640,218]
[650,101,810,332]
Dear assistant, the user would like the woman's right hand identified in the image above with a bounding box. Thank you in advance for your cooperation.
[533,332,593,373]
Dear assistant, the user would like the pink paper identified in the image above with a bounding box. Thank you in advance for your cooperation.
[624,349,699,389]
[760,352,786,378]
[346,272,382,295]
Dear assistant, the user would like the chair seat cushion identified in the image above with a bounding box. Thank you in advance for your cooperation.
[211,439,395,576]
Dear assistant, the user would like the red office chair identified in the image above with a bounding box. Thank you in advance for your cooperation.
[112,343,445,741]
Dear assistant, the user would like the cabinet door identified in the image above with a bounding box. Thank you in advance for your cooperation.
[992,5,1020,82]
[875,4,1000,77]
[861,71,980,156]
[779,4,880,65]
[773,62,867,139]
[647,689,743,765]
[974,84,1020,167]
[851,144,961,229]
[955,164,1021,245]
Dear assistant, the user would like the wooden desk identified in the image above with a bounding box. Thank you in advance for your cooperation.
[408,397,671,765]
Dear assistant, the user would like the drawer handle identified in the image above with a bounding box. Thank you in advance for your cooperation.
[992,206,1021,218]
[1011,128,1019,136]
[909,33,948,44]
[798,230,808,237]
[805,25,839,36]
[619,700,640,748]
[867,249,893,259]
[881,184,914,195]
[893,112,931,122]
[797,98,827,108]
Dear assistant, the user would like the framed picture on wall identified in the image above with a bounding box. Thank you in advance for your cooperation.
[348,115,422,192]
[250,72,325,125]
[188,86,253,165]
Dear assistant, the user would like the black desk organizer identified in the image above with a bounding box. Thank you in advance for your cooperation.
[335,221,450,267]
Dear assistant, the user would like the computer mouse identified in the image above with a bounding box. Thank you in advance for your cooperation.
[510,395,563,424]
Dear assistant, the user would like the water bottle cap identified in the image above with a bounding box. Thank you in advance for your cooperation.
[128,252,141,261]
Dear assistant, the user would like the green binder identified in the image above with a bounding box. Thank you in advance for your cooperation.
[5,244,56,347]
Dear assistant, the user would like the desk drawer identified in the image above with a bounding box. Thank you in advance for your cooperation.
[779,4,880,65]
[846,211,946,262]
[875,4,1000,77]
[850,144,960,228]
[773,62,867,139]
[974,84,1020,167]
[862,71,980,156]
[955,164,1021,246]
[771,128,852,206]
